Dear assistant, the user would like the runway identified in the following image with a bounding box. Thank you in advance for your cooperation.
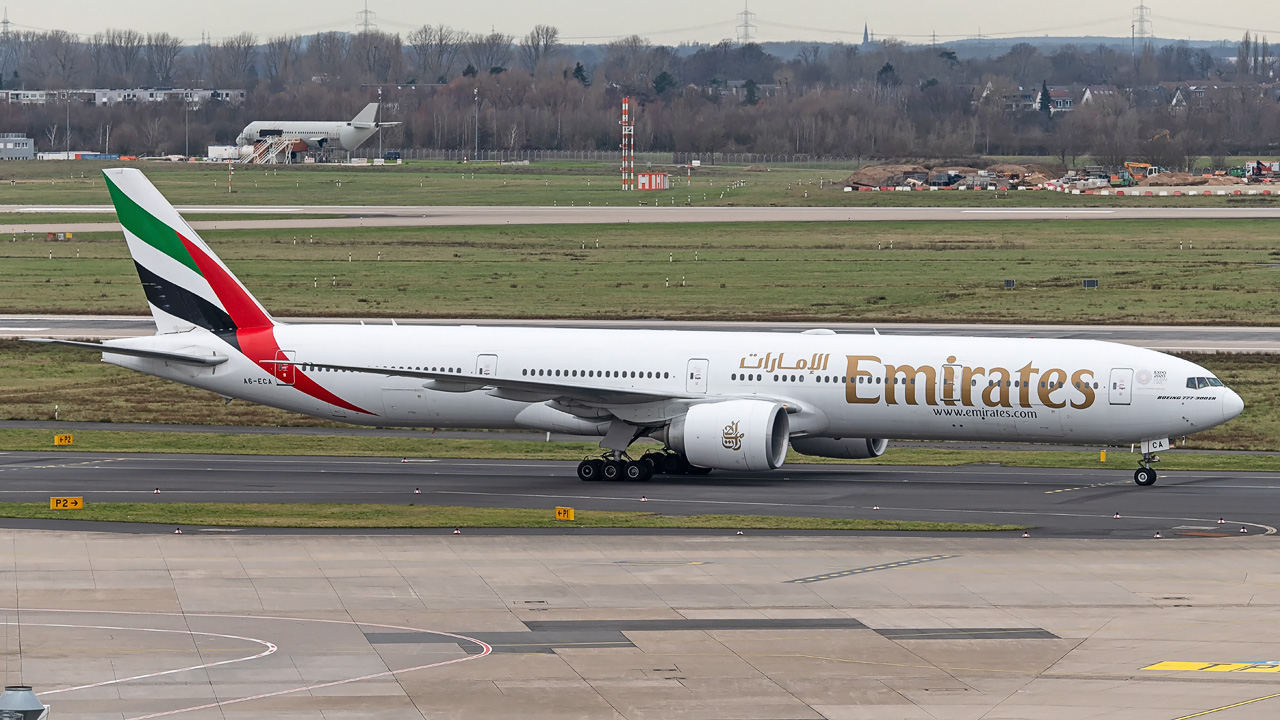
[3,203,1280,233]
[5,314,1279,351]
[0,451,1275,538]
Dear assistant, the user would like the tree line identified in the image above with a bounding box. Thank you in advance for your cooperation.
[0,25,1276,164]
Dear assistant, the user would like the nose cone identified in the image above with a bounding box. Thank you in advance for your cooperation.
[1222,389,1245,423]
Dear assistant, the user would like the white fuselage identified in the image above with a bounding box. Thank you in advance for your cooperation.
[104,324,1242,446]
[235,122,378,152]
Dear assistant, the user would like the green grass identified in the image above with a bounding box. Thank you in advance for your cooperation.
[4,218,1280,324]
[0,159,1274,208]
[0,501,1023,531]
[2,430,1278,472]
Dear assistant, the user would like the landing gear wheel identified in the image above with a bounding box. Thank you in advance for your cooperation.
[601,460,624,481]
[1134,467,1157,486]
[641,452,668,475]
[624,460,653,481]
[577,459,603,482]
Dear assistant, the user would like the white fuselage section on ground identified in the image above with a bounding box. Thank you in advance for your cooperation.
[105,324,1242,446]
[235,122,378,152]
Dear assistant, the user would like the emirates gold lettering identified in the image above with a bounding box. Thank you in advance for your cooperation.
[746,352,1097,411]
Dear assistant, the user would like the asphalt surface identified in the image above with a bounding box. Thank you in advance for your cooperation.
[0,451,1274,539]
[4,204,1280,232]
[5,314,1279,351]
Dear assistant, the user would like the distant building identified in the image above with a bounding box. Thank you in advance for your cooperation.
[1080,85,1120,104]
[0,88,245,107]
[0,133,34,160]
[1033,86,1075,114]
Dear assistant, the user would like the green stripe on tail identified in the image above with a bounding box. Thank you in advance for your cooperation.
[104,174,201,275]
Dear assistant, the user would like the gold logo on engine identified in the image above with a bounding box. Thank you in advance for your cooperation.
[721,421,744,451]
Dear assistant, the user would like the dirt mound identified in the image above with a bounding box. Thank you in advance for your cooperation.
[986,163,1030,176]
[744,165,769,172]
[1025,163,1064,179]
[845,164,928,187]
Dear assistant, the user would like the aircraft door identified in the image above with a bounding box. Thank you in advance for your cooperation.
[1109,368,1133,405]
[939,362,963,403]
[476,354,498,377]
[687,358,709,393]
[272,350,295,386]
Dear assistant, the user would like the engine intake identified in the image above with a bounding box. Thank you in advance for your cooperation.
[665,400,789,471]
[790,437,889,460]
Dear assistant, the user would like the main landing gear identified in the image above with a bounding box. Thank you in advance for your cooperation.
[1134,452,1160,487]
[577,450,712,482]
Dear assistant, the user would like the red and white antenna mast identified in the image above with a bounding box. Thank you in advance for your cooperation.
[620,96,635,190]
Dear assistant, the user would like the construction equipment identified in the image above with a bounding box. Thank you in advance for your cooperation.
[1124,162,1165,178]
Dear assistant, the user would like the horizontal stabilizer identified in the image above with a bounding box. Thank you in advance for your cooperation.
[25,338,228,366]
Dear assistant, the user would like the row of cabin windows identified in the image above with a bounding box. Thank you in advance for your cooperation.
[522,369,670,380]
[730,373,1100,390]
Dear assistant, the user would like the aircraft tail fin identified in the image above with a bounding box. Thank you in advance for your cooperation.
[102,168,275,337]
[351,102,378,126]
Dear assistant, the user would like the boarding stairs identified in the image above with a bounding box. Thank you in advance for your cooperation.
[241,136,297,164]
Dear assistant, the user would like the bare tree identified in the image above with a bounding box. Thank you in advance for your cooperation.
[144,32,183,85]
[86,33,109,86]
[106,28,144,84]
[351,31,401,83]
[35,30,83,89]
[796,45,822,66]
[263,34,302,83]
[464,32,513,74]
[306,31,349,79]
[138,112,167,155]
[406,24,461,83]
[209,33,257,86]
[518,25,560,74]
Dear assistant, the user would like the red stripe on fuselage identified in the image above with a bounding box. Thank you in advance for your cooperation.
[177,234,373,416]
[237,329,375,416]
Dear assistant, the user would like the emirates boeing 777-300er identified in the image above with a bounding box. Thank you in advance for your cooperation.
[32,169,1245,485]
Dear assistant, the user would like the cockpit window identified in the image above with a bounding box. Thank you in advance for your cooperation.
[1186,376,1224,389]
[1206,377,1224,387]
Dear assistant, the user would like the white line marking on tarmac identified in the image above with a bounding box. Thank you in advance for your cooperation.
[32,624,277,695]
[2,607,493,720]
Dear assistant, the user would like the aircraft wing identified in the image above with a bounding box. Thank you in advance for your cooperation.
[277,360,704,406]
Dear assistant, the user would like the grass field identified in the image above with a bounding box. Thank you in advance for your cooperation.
[0,160,1275,208]
[0,502,1022,531]
[3,218,1279,324]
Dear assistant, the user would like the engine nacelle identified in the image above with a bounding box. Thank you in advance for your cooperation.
[790,437,889,460]
[665,400,789,471]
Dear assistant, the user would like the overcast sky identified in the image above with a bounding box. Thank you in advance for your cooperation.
[12,1,1280,45]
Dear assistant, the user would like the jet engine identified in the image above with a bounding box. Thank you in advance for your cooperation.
[790,437,889,460]
[663,400,789,471]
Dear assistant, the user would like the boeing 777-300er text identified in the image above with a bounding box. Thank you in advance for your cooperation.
[31,169,1245,485]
